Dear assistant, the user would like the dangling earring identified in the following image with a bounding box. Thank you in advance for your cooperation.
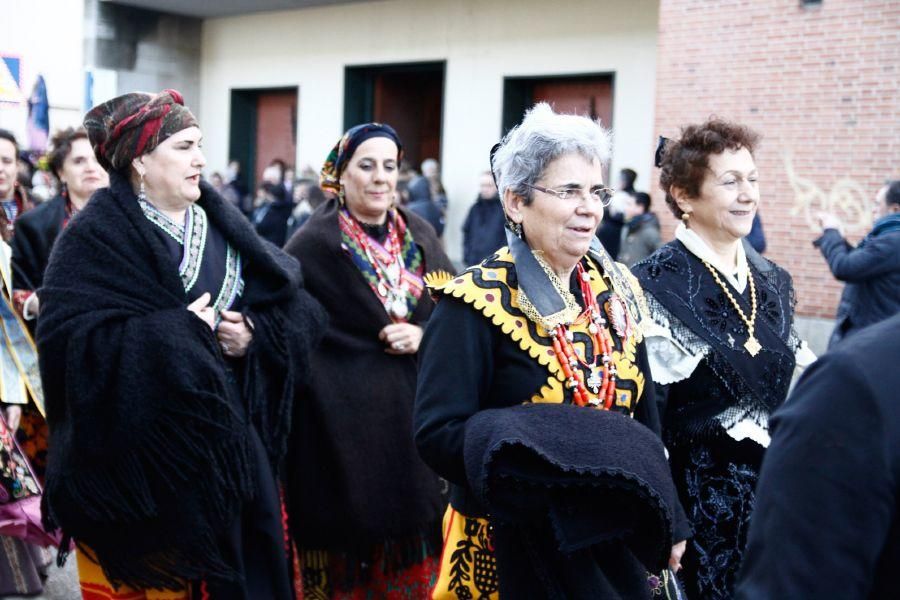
[337,187,346,206]
[138,171,147,202]
[60,181,68,200]
[681,211,691,226]
[507,219,523,238]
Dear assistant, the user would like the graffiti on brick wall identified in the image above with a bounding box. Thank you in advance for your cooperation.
[785,155,872,233]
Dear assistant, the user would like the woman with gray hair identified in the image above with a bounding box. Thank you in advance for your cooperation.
[415,103,689,599]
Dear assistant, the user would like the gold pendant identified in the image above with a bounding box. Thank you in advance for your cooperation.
[744,335,762,357]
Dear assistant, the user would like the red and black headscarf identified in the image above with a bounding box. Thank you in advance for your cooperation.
[84,89,199,172]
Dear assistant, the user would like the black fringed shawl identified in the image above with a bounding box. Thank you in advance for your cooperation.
[464,403,678,600]
[633,240,797,440]
[36,172,325,589]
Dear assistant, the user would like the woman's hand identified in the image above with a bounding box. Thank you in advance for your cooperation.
[669,540,687,573]
[187,292,216,330]
[4,405,21,431]
[217,310,253,358]
[379,323,423,355]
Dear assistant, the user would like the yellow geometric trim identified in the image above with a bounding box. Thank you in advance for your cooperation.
[435,247,645,408]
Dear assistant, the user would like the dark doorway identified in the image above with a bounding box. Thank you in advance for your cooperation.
[229,87,298,192]
[344,61,444,168]
[502,74,614,135]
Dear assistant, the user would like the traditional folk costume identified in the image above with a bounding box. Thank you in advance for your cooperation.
[415,234,690,599]
[632,224,815,600]
[37,90,325,599]
[283,123,454,599]
[0,183,54,597]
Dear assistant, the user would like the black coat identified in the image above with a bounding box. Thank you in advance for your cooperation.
[462,195,506,267]
[10,194,67,292]
[736,313,900,599]
[283,200,454,552]
[814,227,900,347]
[37,172,324,589]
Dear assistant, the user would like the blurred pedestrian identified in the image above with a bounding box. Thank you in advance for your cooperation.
[746,212,766,253]
[285,177,326,238]
[1,132,35,239]
[461,170,505,266]
[12,126,108,325]
[633,119,814,600]
[39,89,324,599]
[736,312,900,599]
[815,179,900,348]
[406,174,444,237]
[421,157,448,213]
[0,123,48,600]
[617,191,661,267]
[252,172,294,247]
[595,167,635,259]
[284,122,452,598]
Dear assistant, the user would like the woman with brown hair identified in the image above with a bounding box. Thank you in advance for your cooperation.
[633,119,814,599]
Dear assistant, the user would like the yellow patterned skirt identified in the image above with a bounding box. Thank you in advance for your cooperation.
[431,505,498,600]
[76,548,190,600]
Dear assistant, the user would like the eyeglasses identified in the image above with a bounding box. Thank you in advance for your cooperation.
[523,183,616,207]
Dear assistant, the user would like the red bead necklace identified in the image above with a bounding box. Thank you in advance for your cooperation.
[342,209,410,320]
[551,263,617,408]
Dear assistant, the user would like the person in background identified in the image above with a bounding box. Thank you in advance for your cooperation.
[285,177,326,238]
[209,171,225,195]
[222,159,250,215]
[461,170,506,266]
[284,123,453,598]
[735,312,900,599]
[0,127,49,600]
[596,167,635,259]
[815,179,900,348]
[746,213,766,253]
[618,191,661,267]
[421,157,448,213]
[406,174,444,237]
[252,165,294,247]
[12,126,108,324]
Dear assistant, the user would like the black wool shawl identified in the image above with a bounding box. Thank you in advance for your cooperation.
[283,199,453,552]
[464,403,678,600]
[37,172,325,590]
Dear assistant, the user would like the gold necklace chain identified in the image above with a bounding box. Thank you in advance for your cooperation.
[700,259,762,357]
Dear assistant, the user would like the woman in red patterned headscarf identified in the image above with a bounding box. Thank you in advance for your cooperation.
[38,90,325,599]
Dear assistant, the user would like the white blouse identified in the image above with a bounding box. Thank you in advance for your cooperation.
[644,224,817,447]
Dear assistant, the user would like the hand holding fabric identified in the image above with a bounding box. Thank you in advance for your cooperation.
[379,322,423,355]
[670,540,687,572]
[187,292,215,330]
[217,310,253,357]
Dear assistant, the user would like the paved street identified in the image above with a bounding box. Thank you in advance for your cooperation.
[6,558,79,600]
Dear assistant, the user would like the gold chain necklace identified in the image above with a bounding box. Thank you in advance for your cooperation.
[701,260,761,357]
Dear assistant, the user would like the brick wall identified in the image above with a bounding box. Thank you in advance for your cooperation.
[653,0,900,318]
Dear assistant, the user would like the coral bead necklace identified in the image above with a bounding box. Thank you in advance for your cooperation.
[551,263,617,408]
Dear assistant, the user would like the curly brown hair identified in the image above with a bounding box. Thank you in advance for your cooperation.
[658,118,760,218]
[47,127,89,178]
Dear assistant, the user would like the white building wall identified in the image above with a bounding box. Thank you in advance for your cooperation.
[0,0,87,144]
[201,0,659,262]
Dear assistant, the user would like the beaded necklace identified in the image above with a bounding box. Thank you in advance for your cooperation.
[341,209,410,320]
[701,259,761,356]
[550,263,618,408]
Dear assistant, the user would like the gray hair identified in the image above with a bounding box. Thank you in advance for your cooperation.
[492,103,612,204]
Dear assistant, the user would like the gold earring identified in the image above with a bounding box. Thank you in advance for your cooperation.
[681,212,691,224]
